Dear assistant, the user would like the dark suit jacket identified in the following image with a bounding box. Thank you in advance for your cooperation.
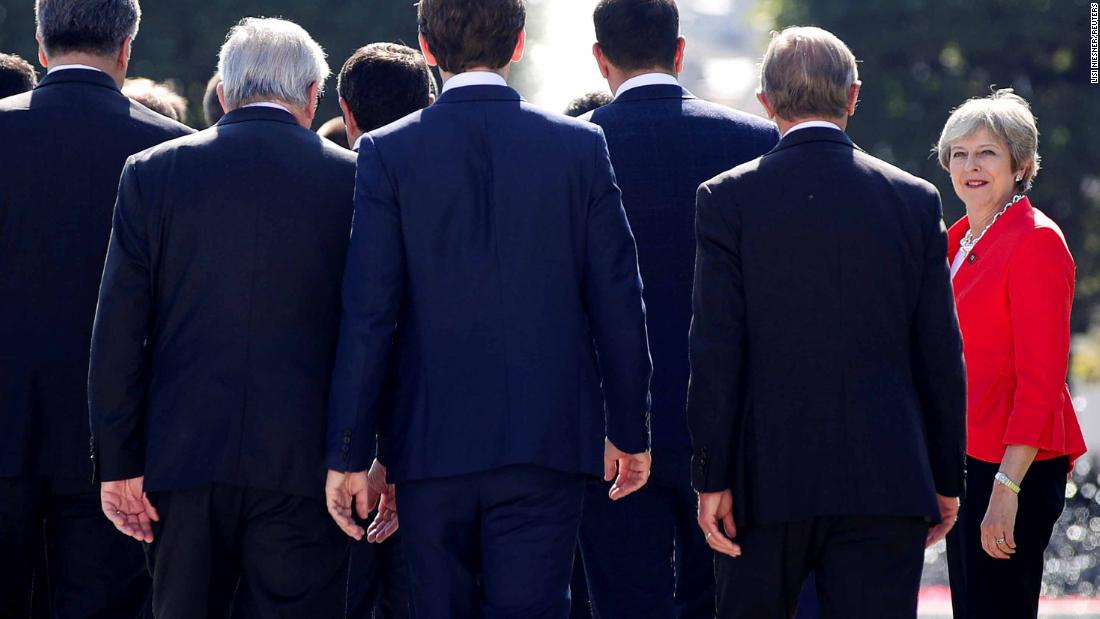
[88,106,357,498]
[585,84,778,481]
[326,84,652,483]
[687,127,966,526]
[0,69,192,481]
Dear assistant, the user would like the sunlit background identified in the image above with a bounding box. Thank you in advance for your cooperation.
[514,0,769,115]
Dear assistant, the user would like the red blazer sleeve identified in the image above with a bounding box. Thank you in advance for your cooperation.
[1002,227,1075,449]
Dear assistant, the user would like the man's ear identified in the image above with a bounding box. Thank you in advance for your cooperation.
[592,43,611,80]
[673,36,686,74]
[418,33,439,68]
[116,36,132,72]
[510,29,525,63]
[216,82,228,114]
[846,81,861,117]
[339,97,359,136]
[36,33,49,69]
[756,90,776,119]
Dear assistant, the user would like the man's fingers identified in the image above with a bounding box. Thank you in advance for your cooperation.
[142,493,160,522]
[721,512,737,539]
[701,520,741,557]
[356,487,379,520]
[327,494,365,540]
[609,466,647,501]
[603,453,617,482]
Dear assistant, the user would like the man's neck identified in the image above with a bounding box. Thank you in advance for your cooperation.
[45,52,124,87]
[775,115,848,136]
[607,67,676,97]
[439,65,510,85]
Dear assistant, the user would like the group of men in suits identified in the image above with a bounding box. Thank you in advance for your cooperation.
[0,0,967,618]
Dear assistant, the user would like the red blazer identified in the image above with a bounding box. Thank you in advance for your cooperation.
[948,197,1086,467]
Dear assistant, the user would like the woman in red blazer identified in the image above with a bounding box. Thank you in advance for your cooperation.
[938,89,1086,619]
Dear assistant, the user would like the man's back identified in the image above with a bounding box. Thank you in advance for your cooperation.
[0,68,192,480]
[692,127,965,525]
[89,106,356,497]
[587,84,777,472]
[329,83,651,484]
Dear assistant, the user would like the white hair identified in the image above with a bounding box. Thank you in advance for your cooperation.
[936,89,1041,192]
[217,17,329,111]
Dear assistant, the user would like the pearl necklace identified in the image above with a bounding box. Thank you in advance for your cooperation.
[960,194,1023,254]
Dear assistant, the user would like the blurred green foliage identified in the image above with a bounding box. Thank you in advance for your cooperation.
[761,0,1100,332]
[0,1,420,128]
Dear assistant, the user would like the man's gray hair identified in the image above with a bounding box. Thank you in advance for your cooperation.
[35,0,141,57]
[936,89,1041,192]
[759,26,858,120]
[217,17,330,111]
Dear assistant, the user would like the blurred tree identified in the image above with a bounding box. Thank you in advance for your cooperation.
[0,1,421,128]
[760,0,1100,332]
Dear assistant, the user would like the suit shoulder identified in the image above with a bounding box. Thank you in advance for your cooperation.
[524,102,604,138]
[689,99,778,134]
[852,149,939,200]
[126,99,195,138]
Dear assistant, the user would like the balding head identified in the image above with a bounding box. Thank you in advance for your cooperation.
[759,26,859,122]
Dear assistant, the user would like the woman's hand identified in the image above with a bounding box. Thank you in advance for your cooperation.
[980,484,1019,559]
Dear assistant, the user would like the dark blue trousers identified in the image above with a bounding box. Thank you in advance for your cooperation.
[397,464,586,619]
[347,533,410,619]
[578,475,713,618]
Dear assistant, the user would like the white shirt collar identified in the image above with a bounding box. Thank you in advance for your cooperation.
[614,73,680,99]
[242,102,293,114]
[441,71,507,94]
[47,64,105,75]
[352,134,366,152]
[783,120,843,136]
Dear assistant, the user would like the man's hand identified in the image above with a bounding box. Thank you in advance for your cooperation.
[326,468,378,541]
[101,477,158,543]
[365,459,399,543]
[604,439,651,500]
[926,494,960,547]
[697,489,740,558]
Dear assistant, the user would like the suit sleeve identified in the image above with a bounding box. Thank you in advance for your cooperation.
[325,135,404,472]
[88,159,155,481]
[1002,228,1075,449]
[583,128,652,454]
[910,189,967,497]
[686,183,745,493]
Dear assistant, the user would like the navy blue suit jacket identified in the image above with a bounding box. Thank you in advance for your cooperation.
[0,69,192,481]
[585,84,778,481]
[88,107,357,498]
[687,128,966,526]
[326,85,652,483]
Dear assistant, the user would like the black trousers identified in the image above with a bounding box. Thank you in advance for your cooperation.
[578,476,713,619]
[947,456,1068,619]
[398,464,586,619]
[145,483,349,619]
[0,476,149,619]
[347,532,410,619]
[713,515,927,619]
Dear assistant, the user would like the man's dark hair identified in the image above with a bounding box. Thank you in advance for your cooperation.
[0,53,38,98]
[593,0,679,71]
[338,43,433,133]
[203,71,224,128]
[317,116,350,149]
[564,91,613,117]
[417,0,525,73]
[35,0,141,57]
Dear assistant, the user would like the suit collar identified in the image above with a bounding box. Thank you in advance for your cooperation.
[947,195,1034,257]
[611,84,696,104]
[36,68,120,93]
[766,126,859,155]
[216,105,300,127]
[434,84,524,105]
